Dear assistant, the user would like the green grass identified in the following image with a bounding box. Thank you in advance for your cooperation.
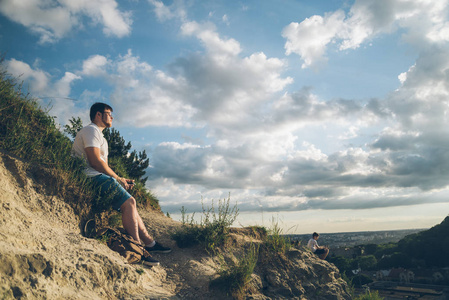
[171,195,239,252]
[262,218,291,255]
[0,61,95,219]
[354,290,384,300]
[211,243,259,299]
[135,268,145,275]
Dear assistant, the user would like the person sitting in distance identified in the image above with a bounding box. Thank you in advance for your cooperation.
[307,232,329,260]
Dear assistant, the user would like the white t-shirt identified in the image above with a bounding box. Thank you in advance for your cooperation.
[72,123,108,177]
[307,238,318,252]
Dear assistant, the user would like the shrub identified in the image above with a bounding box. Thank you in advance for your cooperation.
[356,255,377,271]
[351,274,373,287]
[262,218,291,255]
[354,290,384,300]
[211,243,259,299]
[171,195,239,252]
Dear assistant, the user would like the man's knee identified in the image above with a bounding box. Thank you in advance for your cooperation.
[120,197,136,211]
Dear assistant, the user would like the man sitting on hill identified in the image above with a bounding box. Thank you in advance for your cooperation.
[72,102,170,266]
[307,232,329,260]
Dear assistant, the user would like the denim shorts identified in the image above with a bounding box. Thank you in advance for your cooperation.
[90,174,132,211]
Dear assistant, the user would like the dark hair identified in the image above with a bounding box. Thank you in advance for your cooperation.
[312,232,319,238]
[90,102,113,122]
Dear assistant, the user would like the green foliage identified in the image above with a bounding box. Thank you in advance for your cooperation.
[135,268,145,275]
[355,255,377,271]
[211,243,259,299]
[103,127,149,184]
[108,212,122,228]
[96,232,112,245]
[63,116,83,140]
[363,244,378,256]
[103,128,132,158]
[377,252,413,269]
[125,149,149,184]
[354,290,384,300]
[248,226,268,239]
[336,216,449,270]
[0,61,95,219]
[351,274,373,287]
[373,243,397,259]
[262,218,291,255]
[329,256,352,273]
[397,216,449,267]
[171,195,239,252]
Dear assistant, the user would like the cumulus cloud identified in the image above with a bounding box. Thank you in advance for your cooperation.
[5,58,81,123]
[77,50,196,127]
[6,59,51,94]
[147,0,186,22]
[283,0,449,68]
[282,10,346,68]
[0,0,131,43]
[81,55,111,77]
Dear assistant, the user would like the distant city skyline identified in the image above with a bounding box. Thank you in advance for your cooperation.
[2,0,449,233]
[291,228,426,248]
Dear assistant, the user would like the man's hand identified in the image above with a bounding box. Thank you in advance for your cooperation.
[126,179,135,189]
[117,177,135,190]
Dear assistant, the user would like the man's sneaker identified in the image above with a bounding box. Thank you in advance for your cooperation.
[145,242,172,254]
[141,255,160,267]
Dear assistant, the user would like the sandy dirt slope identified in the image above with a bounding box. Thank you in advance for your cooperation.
[0,153,180,299]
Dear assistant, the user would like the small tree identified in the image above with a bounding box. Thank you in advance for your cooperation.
[103,128,132,158]
[64,117,83,140]
[329,256,351,273]
[357,255,377,271]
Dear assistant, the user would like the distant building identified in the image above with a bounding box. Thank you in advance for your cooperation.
[386,268,414,284]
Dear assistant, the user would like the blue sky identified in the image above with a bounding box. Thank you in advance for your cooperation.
[2,0,449,234]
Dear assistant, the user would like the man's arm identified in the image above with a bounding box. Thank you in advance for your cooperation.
[85,147,133,189]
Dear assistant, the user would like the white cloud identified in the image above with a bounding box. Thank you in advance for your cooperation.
[5,58,81,124]
[222,14,229,26]
[147,0,186,22]
[181,21,241,59]
[0,0,131,43]
[283,0,449,68]
[54,72,82,97]
[6,59,50,94]
[78,50,196,127]
[282,10,346,69]
[80,55,110,77]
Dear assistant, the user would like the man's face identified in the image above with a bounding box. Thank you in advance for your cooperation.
[101,109,113,128]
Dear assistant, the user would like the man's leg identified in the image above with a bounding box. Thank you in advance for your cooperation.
[120,197,154,245]
[320,248,329,260]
